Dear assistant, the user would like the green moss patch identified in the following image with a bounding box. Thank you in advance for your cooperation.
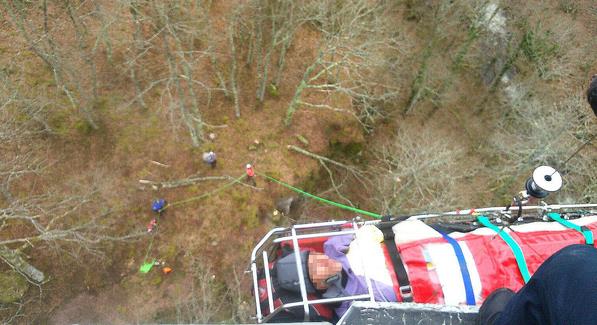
[0,271,28,303]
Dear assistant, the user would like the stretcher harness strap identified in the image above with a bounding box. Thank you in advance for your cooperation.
[436,230,476,305]
[379,223,413,302]
[477,216,531,283]
[546,212,594,245]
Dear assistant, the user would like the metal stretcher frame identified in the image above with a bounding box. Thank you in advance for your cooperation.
[250,219,380,323]
[249,204,597,323]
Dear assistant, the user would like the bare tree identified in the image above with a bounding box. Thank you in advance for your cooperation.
[202,0,229,98]
[0,84,141,316]
[0,0,114,130]
[284,0,401,129]
[244,0,303,104]
[126,0,149,110]
[228,9,242,118]
[121,1,232,146]
[174,254,250,324]
[372,126,477,215]
[488,92,596,203]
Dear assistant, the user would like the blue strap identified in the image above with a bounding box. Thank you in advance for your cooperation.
[436,230,476,305]
[477,216,531,283]
[547,213,594,245]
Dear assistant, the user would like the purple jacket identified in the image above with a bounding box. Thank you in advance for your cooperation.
[323,235,397,317]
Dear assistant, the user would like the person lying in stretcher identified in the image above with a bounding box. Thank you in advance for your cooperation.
[268,213,597,321]
[275,225,397,318]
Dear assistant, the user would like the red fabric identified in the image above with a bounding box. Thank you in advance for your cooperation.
[397,221,597,304]
[399,242,441,303]
[270,221,597,308]
[281,236,328,253]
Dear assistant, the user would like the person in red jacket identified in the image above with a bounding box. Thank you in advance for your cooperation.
[246,163,256,186]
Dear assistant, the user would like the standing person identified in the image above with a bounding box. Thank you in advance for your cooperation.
[147,218,158,233]
[202,151,217,168]
[152,199,167,214]
[246,163,256,186]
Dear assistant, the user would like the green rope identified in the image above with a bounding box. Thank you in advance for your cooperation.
[139,171,382,273]
[547,212,594,245]
[258,172,382,219]
[477,216,531,283]
[138,175,245,273]
[165,175,245,209]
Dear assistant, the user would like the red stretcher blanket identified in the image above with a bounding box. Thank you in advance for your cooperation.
[396,215,597,305]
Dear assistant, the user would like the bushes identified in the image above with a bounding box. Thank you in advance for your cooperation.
[520,22,560,78]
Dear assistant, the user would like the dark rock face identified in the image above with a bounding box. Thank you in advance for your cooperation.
[588,75,597,117]
[276,196,302,217]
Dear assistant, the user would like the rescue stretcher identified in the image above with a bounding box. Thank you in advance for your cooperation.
[249,204,597,324]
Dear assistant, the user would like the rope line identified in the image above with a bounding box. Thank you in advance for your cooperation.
[257,172,382,219]
[142,216,159,262]
[138,175,245,273]
[164,175,245,209]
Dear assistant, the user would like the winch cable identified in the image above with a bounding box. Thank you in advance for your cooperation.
[139,215,159,273]
[550,133,596,177]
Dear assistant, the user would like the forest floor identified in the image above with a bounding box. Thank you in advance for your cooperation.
[1,1,596,324]
[26,24,369,324]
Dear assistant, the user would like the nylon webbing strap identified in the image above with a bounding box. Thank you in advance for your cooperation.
[378,223,413,302]
[436,230,476,305]
[477,216,531,283]
[546,212,594,245]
